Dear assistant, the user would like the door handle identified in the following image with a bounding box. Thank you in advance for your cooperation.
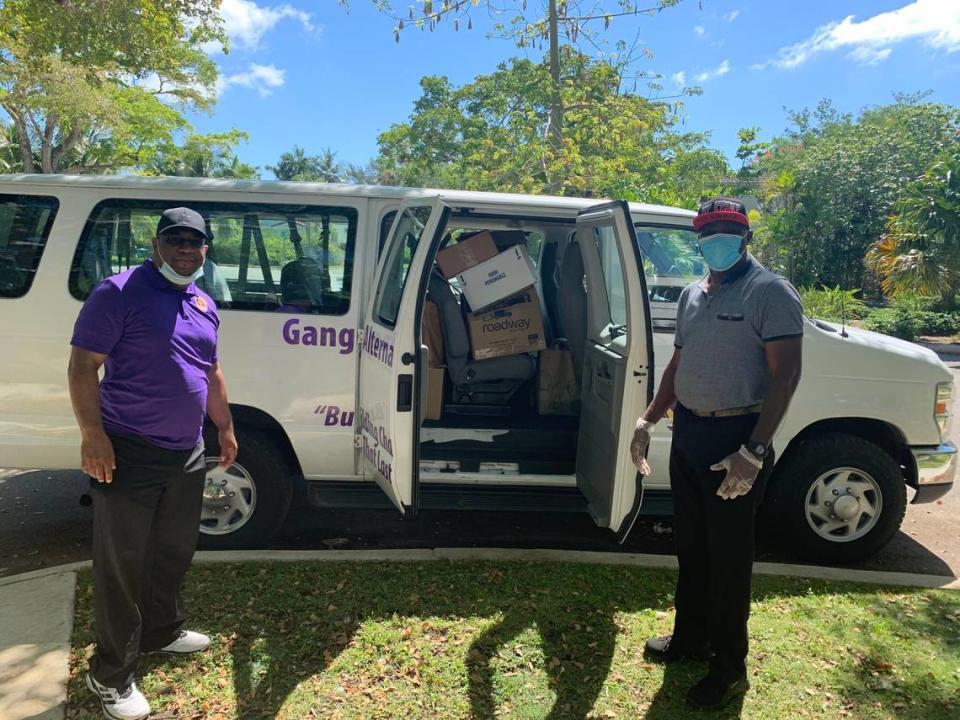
[401,352,416,366]
[397,374,413,412]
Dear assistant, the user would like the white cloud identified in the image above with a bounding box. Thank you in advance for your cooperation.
[725,10,741,22]
[671,70,687,86]
[848,46,893,65]
[757,0,960,70]
[214,0,315,52]
[694,59,730,83]
[693,25,706,36]
[217,63,286,97]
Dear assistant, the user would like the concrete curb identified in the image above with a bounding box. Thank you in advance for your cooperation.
[0,571,75,720]
[4,549,955,590]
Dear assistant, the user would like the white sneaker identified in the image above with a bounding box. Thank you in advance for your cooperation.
[155,629,210,654]
[86,673,151,720]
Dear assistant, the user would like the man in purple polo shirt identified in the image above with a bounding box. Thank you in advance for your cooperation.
[68,207,238,720]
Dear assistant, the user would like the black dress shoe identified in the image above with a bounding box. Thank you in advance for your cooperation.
[644,635,712,662]
[686,673,749,710]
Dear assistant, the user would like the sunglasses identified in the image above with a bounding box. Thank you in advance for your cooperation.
[161,234,206,249]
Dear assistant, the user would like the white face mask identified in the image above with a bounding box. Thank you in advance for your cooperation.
[155,247,204,285]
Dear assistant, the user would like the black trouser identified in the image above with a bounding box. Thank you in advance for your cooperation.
[669,404,774,682]
[89,433,206,689]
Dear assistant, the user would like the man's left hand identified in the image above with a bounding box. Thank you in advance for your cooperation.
[711,447,763,500]
[218,427,238,468]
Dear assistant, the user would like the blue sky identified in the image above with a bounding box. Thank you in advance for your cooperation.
[190,0,960,179]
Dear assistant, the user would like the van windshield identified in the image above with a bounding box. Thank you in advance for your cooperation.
[633,225,702,328]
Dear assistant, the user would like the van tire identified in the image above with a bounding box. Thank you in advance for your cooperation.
[197,426,294,550]
[764,433,906,563]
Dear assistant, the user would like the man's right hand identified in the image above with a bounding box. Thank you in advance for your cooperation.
[81,431,116,483]
[630,419,654,475]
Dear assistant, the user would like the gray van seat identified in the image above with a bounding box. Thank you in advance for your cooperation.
[427,272,535,403]
[557,243,588,383]
[539,242,561,339]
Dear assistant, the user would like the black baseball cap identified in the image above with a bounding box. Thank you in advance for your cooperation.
[156,207,209,240]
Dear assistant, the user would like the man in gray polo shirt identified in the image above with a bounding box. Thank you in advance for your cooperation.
[630,197,803,710]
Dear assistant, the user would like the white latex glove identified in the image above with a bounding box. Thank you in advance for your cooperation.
[630,418,653,475]
[711,446,764,500]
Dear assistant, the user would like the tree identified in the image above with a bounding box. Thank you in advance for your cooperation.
[143,131,259,179]
[376,49,727,204]
[358,0,687,192]
[268,146,343,182]
[866,146,960,308]
[0,0,225,173]
[748,95,960,292]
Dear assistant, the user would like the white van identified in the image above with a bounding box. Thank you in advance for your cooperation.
[0,175,955,562]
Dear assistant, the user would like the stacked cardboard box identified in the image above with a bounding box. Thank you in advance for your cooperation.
[436,231,547,361]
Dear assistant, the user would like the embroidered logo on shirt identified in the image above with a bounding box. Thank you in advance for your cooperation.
[193,295,208,312]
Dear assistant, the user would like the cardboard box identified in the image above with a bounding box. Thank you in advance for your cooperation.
[422,300,445,368]
[425,366,445,420]
[457,245,537,312]
[436,231,498,279]
[468,289,547,360]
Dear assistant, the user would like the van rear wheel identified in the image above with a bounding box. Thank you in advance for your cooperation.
[764,433,906,563]
[197,427,294,550]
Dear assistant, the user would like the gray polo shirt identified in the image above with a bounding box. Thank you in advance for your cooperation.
[674,254,804,412]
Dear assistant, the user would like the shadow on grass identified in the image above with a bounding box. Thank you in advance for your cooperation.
[68,563,960,720]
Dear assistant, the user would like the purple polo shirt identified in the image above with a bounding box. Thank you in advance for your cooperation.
[71,261,219,450]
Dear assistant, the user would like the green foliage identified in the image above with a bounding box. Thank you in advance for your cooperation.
[268,146,346,183]
[751,96,960,293]
[797,286,868,321]
[376,49,727,203]
[862,309,921,341]
[0,1,225,174]
[866,144,960,308]
[142,131,259,179]
[862,307,960,341]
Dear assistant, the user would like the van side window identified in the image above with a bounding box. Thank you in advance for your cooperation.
[0,194,58,299]
[69,200,357,315]
[375,205,432,328]
[378,210,398,260]
[593,225,628,330]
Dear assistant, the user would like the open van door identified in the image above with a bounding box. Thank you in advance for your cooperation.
[358,198,450,514]
[574,201,654,542]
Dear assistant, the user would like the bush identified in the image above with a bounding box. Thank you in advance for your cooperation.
[862,309,919,341]
[798,286,868,321]
[861,308,960,340]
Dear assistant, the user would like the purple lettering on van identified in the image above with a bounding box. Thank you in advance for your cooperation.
[282,319,355,354]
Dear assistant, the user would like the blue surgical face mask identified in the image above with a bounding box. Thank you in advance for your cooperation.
[697,233,745,272]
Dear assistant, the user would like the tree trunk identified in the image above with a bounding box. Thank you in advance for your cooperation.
[7,110,38,173]
[40,113,56,173]
[545,0,562,193]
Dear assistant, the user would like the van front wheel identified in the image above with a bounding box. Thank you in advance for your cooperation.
[197,427,294,550]
[765,434,907,563]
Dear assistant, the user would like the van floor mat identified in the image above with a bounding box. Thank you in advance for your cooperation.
[420,414,577,475]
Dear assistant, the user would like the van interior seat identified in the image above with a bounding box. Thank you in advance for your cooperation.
[539,241,561,339]
[280,257,327,310]
[427,270,535,404]
[557,242,588,383]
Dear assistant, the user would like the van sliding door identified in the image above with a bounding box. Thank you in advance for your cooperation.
[574,202,654,542]
[358,197,450,514]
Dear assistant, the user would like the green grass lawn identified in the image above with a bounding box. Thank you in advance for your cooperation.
[67,562,960,719]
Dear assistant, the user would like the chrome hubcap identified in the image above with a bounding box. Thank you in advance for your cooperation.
[804,467,882,543]
[200,458,256,535]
